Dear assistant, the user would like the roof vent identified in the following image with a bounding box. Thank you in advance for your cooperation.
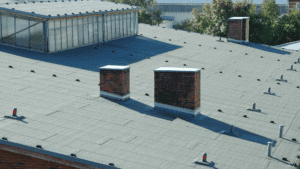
[230,50,232,52]
[76,79,80,82]
[31,70,35,73]
[218,109,222,112]
[79,12,82,14]
[276,75,287,82]
[279,125,284,138]
[199,44,201,46]
[9,65,13,68]
[184,42,186,43]
[243,115,247,118]
[62,0,64,2]
[219,71,222,73]
[165,60,168,62]
[247,103,261,112]
[202,67,204,70]
[12,8,15,10]
[72,13,74,15]
[6,3,9,5]
[238,75,241,77]
[261,56,263,58]
[292,138,297,141]
[282,157,288,161]
[287,65,296,71]
[145,93,149,96]
[32,12,35,13]
[270,121,274,123]
[297,86,299,88]
[257,79,260,81]
[93,10,95,13]
[57,14,60,16]
[48,15,51,17]
[24,2,27,3]
[36,145,42,149]
[184,64,186,66]
[33,1,35,3]
[169,39,171,41]
[115,2,117,3]
[99,10,101,12]
[71,153,76,157]
[53,74,56,77]
[245,53,247,55]
[40,1,43,3]
[86,11,89,13]
[65,13,67,15]
[277,82,280,85]
[109,163,114,166]
[278,59,280,61]
[2,137,7,141]
[267,142,272,157]
[105,10,107,12]
[15,2,18,4]
[214,47,216,49]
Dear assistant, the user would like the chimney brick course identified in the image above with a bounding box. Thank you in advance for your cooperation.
[154,67,201,118]
[99,65,130,101]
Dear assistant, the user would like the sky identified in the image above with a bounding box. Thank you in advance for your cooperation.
[155,0,288,5]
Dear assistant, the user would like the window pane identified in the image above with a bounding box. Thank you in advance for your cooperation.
[106,15,111,41]
[123,13,127,37]
[88,16,93,44]
[93,16,98,43]
[67,18,72,49]
[73,18,78,47]
[55,19,61,51]
[49,29,55,52]
[30,20,43,51]
[2,14,15,45]
[111,14,115,40]
[61,19,67,50]
[78,18,83,46]
[120,13,123,37]
[83,17,88,45]
[98,15,103,43]
[115,14,119,39]
[16,16,29,48]
[127,13,130,36]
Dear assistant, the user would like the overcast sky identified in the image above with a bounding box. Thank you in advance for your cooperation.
[156,0,288,5]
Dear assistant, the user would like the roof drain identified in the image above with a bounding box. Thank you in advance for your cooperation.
[263,87,274,95]
[287,65,296,71]
[247,103,261,112]
[276,75,287,82]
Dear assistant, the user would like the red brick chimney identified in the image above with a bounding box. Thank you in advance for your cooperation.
[99,65,130,101]
[153,67,201,118]
[227,17,250,45]
[289,0,300,14]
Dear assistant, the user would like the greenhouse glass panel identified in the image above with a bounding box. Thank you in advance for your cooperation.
[127,13,130,36]
[93,16,98,43]
[119,13,123,38]
[0,14,2,41]
[130,12,134,35]
[67,18,73,49]
[48,20,55,52]
[111,14,115,40]
[30,20,43,51]
[15,16,29,48]
[106,15,111,41]
[123,13,127,37]
[115,14,119,39]
[78,18,83,46]
[88,16,93,44]
[55,19,61,51]
[2,14,15,45]
[135,11,138,34]
[72,18,78,48]
[83,17,88,45]
[98,15,103,43]
[61,19,67,50]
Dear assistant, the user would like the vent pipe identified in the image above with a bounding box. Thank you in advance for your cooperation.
[279,125,284,138]
[267,142,272,157]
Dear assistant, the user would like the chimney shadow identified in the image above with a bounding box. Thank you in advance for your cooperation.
[3,115,28,124]
[0,35,182,72]
[103,98,277,147]
[240,42,292,55]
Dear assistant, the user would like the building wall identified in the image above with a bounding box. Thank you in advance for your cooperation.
[0,144,102,169]
[288,0,300,14]
[228,20,243,41]
[160,12,194,25]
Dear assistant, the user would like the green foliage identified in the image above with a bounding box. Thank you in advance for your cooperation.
[178,0,300,46]
[105,0,162,26]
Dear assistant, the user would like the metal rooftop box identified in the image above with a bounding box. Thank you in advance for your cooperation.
[0,0,142,53]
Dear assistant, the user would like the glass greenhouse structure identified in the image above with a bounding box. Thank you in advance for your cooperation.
[0,0,141,53]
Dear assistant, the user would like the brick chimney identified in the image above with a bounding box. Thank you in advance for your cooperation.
[227,17,250,45]
[153,67,201,118]
[289,0,300,14]
[99,65,130,101]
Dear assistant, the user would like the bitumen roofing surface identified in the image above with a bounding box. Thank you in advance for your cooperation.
[1,23,300,169]
[0,0,140,17]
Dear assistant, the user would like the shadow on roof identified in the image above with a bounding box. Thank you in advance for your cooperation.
[105,97,277,147]
[236,41,292,55]
[0,35,182,72]
[3,115,28,124]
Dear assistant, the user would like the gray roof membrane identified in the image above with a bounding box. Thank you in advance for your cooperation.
[0,23,300,169]
[0,0,141,18]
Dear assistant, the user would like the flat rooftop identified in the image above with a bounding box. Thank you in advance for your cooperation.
[0,0,140,17]
[0,23,300,169]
